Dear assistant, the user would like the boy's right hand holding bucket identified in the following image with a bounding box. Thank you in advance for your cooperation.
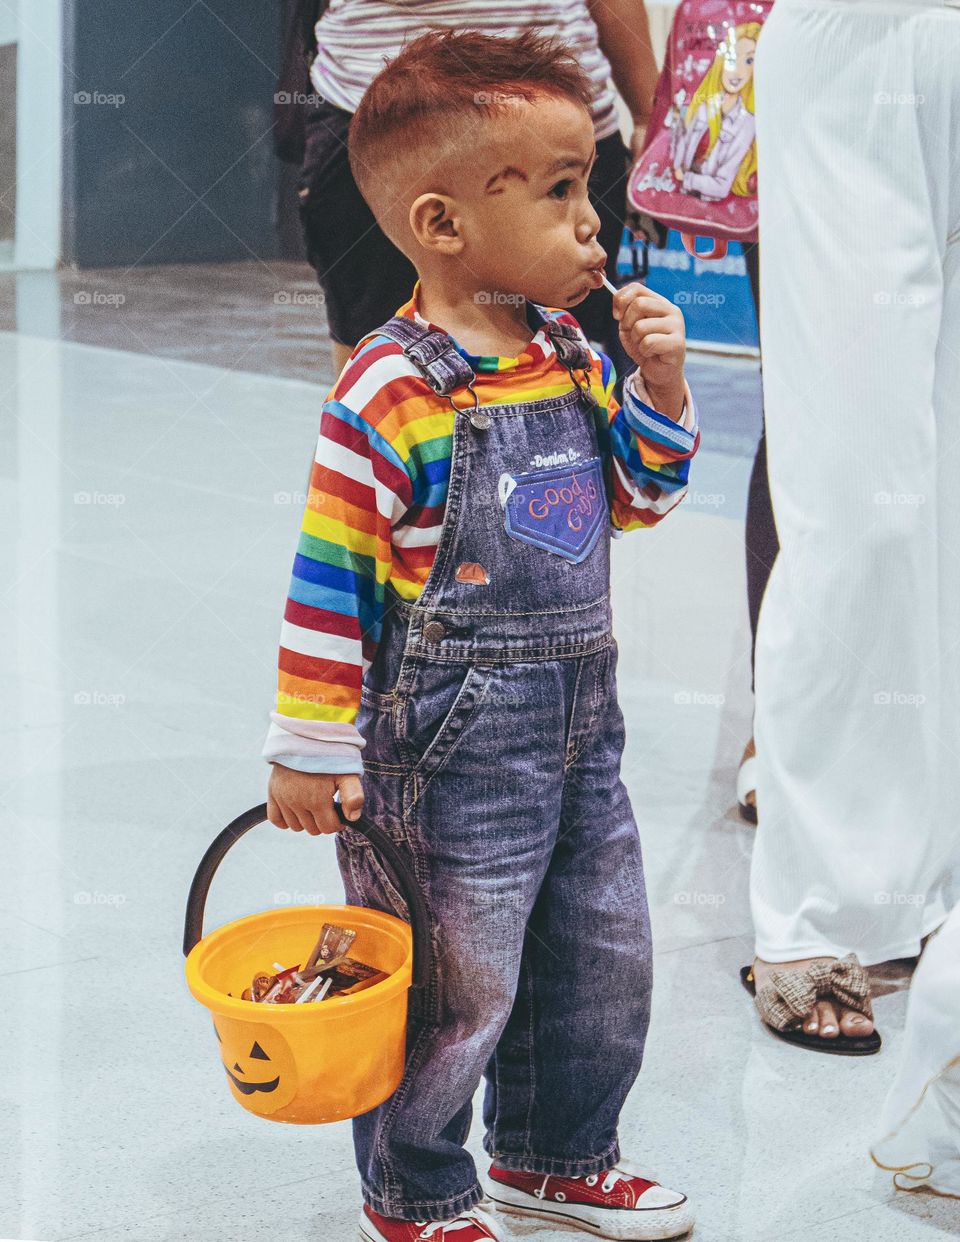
[267,767,364,835]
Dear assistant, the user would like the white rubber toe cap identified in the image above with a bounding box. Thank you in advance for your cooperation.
[637,1184,688,1210]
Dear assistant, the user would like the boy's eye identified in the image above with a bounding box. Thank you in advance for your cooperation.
[549,179,574,200]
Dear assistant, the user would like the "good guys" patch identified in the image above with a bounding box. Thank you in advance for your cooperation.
[498,456,606,564]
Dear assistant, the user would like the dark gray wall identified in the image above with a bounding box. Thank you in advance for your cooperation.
[62,1,283,267]
[0,42,15,243]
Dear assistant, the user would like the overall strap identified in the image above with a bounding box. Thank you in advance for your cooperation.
[376,316,478,398]
[377,308,596,389]
[541,311,594,374]
[375,308,598,435]
[541,310,615,510]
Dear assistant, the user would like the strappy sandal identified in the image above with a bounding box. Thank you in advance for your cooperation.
[737,737,757,824]
[740,954,882,1055]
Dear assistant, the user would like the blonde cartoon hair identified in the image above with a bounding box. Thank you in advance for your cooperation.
[685,22,761,197]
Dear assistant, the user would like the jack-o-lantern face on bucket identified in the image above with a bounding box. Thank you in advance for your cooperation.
[213,1018,298,1115]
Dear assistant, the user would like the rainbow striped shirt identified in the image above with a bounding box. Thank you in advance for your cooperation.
[263,287,699,774]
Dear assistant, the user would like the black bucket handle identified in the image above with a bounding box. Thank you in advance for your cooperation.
[181,803,432,994]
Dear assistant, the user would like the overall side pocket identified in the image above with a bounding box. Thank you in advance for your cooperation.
[394,659,491,781]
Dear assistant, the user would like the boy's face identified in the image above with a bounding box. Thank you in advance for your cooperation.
[452,95,606,308]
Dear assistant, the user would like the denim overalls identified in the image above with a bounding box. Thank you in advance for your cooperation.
[334,306,653,1222]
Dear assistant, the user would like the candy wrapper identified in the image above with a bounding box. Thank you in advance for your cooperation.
[241,922,387,1004]
[240,972,274,1003]
[263,965,304,1004]
[321,957,390,997]
[302,922,357,979]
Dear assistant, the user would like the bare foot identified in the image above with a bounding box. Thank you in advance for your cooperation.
[752,956,875,1039]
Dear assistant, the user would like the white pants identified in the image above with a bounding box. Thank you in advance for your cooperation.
[872,906,960,1194]
[751,0,960,964]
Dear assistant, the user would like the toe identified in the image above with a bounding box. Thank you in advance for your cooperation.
[636,1185,687,1210]
[839,1007,874,1037]
[817,1000,840,1038]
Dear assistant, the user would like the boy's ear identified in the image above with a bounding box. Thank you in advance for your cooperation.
[409,193,464,256]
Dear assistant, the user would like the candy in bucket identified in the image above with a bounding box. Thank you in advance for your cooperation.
[240,921,390,1005]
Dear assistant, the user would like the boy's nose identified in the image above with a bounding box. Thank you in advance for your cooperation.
[576,200,602,244]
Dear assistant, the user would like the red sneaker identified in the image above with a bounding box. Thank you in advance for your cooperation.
[486,1159,694,1240]
[358,1202,502,1241]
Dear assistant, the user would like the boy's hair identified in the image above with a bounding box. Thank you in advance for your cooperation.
[348,29,594,228]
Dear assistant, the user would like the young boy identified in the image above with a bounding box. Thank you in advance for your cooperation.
[264,31,699,1242]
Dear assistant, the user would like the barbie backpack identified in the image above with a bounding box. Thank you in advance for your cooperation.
[627,0,773,259]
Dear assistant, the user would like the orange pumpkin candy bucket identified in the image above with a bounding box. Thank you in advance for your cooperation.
[182,803,431,1124]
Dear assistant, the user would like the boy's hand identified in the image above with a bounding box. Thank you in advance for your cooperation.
[612,282,687,422]
[267,764,364,836]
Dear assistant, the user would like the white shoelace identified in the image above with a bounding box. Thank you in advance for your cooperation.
[415,1203,497,1237]
[536,1164,645,1199]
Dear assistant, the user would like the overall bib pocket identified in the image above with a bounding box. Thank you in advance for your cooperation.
[498,456,606,565]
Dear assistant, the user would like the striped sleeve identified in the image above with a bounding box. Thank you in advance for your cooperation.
[262,342,418,774]
[596,350,699,531]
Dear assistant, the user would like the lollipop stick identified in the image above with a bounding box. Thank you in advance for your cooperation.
[601,273,618,296]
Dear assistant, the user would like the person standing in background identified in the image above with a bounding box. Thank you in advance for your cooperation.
[871,910,960,1195]
[296,0,661,377]
[737,235,771,827]
[746,0,960,1051]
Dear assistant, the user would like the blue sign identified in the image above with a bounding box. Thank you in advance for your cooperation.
[620,230,759,353]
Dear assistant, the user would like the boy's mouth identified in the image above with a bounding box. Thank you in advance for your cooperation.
[586,262,607,289]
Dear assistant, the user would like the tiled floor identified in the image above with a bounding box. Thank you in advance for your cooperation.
[1,265,955,1242]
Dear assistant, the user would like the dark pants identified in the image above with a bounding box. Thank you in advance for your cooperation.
[297,101,418,346]
[578,130,635,375]
[742,242,778,690]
